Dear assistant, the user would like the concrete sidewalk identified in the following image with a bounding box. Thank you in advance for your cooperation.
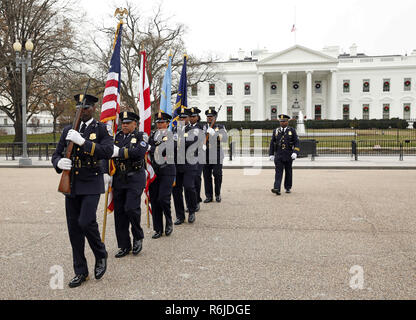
[1,156,415,169]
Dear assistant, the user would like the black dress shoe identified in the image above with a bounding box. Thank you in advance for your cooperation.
[132,239,143,255]
[271,189,281,195]
[94,255,107,280]
[174,218,184,225]
[215,195,221,203]
[68,274,89,288]
[188,213,196,224]
[115,248,131,258]
[152,231,162,239]
[204,198,213,203]
[285,189,291,194]
[165,224,173,236]
[195,203,201,212]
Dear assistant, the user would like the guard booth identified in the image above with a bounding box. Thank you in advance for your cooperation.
[299,139,317,160]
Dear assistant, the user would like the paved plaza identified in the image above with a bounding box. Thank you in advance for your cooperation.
[0,168,415,300]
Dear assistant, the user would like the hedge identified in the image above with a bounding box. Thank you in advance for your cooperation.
[218,119,410,130]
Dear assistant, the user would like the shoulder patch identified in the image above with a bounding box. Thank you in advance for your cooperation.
[142,133,149,143]
[140,141,147,148]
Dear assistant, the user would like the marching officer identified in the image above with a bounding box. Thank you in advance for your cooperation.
[172,107,199,225]
[52,94,113,288]
[188,107,204,209]
[203,107,227,203]
[111,111,148,258]
[269,114,300,195]
[148,111,176,239]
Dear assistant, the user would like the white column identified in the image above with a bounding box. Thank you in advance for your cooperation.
[257,72,265,120]
[330,70,338,120]
[282,71,288,115]
[306,70,313,119]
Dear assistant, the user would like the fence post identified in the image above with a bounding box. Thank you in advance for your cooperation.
[46,144,49,161]
[352,140,358,161]
[38,144,42,160]
[229,141,233,161]
[399,142,403,161]
[12,144,15,160]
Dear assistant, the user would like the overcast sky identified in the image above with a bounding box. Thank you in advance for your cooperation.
[81,0,416,59]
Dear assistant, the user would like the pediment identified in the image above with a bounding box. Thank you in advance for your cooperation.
[258,45,338,66]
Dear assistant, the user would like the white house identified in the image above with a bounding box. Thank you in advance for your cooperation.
[0,109,54,135]
[188,44,416,122]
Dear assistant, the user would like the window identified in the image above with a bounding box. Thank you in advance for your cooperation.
[404,104,411,120]
[244,83,251,95]
[314,105,322,120]
[383,79,390,92]
[226,106,233,122]
[191,84,198,96]
[244,106,251,121]
[343,80,350,93]
[270,82,277,95]
[343,104,350,120]
[226,83,233,96]
[363,80,370,93]
[271,106,278,120]
[315,81,322,94]
[3,118,7,125]
[383,104,390,120]
[404,78,411,91]
[363,104,370,120]
[209,83,215,96]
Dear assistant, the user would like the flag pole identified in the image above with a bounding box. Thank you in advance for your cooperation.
[102,9,127,243]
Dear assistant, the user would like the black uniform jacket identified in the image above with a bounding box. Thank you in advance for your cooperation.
[112,129,149,190]
[149,130,176,176]
[268,126,300,161]
[203,123,227,165]
[52,119,113,195]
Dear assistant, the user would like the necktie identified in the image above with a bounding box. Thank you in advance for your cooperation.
[80,123,87,136]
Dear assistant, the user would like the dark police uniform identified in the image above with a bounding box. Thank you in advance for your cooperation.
[52,94,113,286]
[172,108,199,224]
[148,112,176,239]
[269,114,300,194]
[112,111,148,257]
[189,107,204,206]
[203,108,227,203]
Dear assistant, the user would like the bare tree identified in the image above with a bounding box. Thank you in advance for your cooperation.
[90,1,219,116]
[0,0,86,142]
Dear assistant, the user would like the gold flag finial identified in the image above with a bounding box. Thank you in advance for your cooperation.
[114,8,128,22]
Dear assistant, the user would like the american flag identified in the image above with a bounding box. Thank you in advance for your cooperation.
[100,23,122,213]
[138,51,155,215]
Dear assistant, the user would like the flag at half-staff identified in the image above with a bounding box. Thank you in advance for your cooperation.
[100,21,123,241]
[138,51,155,226]
[171,55,188,129]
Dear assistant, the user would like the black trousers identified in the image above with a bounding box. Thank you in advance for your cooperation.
[173,169,197,220]
[149,175,175,232]
[113,187,144,249]
[274,158,293,191]
[65,194,107,275]
[203,164,223,198]
[195,164,203,203]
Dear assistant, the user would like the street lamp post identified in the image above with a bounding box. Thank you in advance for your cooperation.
[13,39,33,166]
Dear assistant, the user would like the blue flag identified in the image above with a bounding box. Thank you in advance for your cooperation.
[160,55,172,116]
[171,56,188,128]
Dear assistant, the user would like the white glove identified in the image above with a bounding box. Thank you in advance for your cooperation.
[202,144,207,152]
[103,174,112,192]
[207,127,215,136]
[57,158,72,171]
[112,145,120,158]
[291,153,297,160]
[269,155,275,161]
[66,129,85,146]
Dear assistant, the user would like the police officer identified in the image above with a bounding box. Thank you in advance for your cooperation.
[52,94,113,288]
[111,111,148,258]
[148,111,176,239]
[269,114,300,195]
[203,108,227,203]
[188,107,204,209]
[172,107,199,225]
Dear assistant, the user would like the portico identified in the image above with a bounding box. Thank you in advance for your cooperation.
[256,45,339,120]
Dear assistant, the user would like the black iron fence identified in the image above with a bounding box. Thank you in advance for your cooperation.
[0,143,57,160]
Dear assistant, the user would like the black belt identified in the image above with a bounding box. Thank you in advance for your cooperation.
[72,158,99,169]
[115,160,144,173]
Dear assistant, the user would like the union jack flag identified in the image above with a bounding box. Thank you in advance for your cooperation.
[100,23,122,213]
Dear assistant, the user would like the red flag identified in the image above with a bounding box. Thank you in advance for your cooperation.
[138,51,155,215]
